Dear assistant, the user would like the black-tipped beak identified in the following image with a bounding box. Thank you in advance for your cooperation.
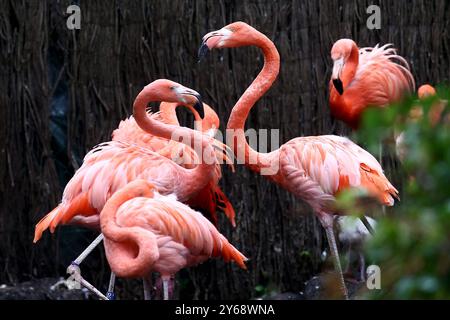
[333,78,344,95]
[193,94,204,119]
[198,41,209,62]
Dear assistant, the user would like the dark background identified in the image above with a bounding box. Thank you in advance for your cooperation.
[0,0,448,299]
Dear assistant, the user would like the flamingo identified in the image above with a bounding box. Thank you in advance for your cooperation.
[99,179,247,300]
[112,101,236,226]
[33,80,222,296]
[396,84,447,162]
[199,21,398,298]
[329,39,415,130]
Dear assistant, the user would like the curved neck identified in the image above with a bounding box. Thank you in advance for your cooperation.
[341,43,359,89]
[133,93,216,198]
[100,189,158,278]
[226,32,280,173]
[159,102,181,125]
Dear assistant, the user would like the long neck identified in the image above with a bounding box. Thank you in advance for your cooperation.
[159,102,181,125]
[341,43,359,89]
[133,93,216,198]
[100,189,159,278]
[226,32,280,173]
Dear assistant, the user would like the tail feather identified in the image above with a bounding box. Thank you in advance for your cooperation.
[33,205,61,243]
[33,193,96,243]
[360,164,399,206]
[187,183,236,227]
[213,185,236,227]
[219,235,248,270]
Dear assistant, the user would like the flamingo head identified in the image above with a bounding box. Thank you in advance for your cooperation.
[193,102,220,137]
[198,21,258,60]
[139,79,204,118]
[418,84,436,99]
[330,39,357,95]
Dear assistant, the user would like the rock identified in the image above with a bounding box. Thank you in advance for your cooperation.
[0,277,95,300]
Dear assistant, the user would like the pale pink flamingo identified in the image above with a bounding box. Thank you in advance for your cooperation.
[329,39,415,130]
[199,22,398,298]
[100,179,247,300]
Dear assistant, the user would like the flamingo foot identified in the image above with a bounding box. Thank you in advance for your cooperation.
[66,262,108,300]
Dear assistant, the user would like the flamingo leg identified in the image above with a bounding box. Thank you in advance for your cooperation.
[359,253,366,282]
[106,272,116,300]
[143,275,152,300]
[344,243,352,275]
[162,275,171,300]
[66,263,108,300]
[72,233,104,265]
[65,234,109,300]
[318,213,349,299]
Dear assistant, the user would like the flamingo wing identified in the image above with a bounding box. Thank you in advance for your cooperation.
[279,136,398,212]
[114,195,247,272]
[350,44,415,106]
[34,141,184,241]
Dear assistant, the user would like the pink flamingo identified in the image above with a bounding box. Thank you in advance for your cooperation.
[100,179,247,300]
[112,101,236,226]
[329,39,415,130]
[34,80,217,240]
[34,80,222,296]
[199,22,398,298]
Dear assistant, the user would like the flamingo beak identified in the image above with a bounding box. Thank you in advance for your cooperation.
[333,78,344,95]
[198,29,232,62]
[332,58,344,95]
[174,86,205,118]
[198,40,210,62]
[193,97,204,119]
[185,92,204,119]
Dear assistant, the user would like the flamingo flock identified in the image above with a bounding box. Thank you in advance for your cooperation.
[33,21,439,300]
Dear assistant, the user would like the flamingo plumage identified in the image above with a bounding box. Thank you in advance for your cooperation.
[34,80,219,242]
[199,22,398,298]
[100,179,247,299]
[112,101,236,226]
[329,39,415,129]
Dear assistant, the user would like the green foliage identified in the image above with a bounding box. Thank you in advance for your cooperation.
[340,86,450,299]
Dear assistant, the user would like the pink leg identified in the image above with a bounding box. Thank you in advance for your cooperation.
[318,212,349,299]
[161,275,175,300]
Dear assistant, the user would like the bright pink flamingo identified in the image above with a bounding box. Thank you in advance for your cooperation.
[199,22,399,298]
[100,179,247,300]
[112,102,236,226]
[329,39,415,130]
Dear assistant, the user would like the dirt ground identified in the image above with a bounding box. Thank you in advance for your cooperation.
[0,274,365,300]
